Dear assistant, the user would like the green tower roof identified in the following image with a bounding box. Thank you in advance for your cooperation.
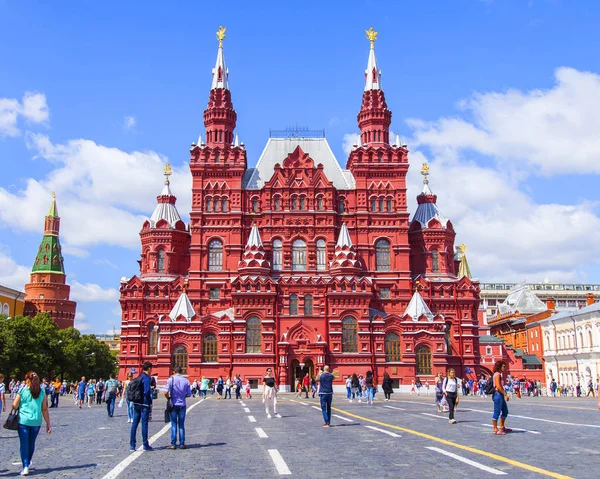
[32,234,65,274]
[47,194,58,217]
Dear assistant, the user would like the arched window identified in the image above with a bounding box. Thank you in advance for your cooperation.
[157,249,165,273]
[292,239,307,271]
[339,198,346,213]
[416,345,432,376]
[148,325,158,355]
[379,198,384,212]
[376,239,391,271]
[304,295,313,316]
[209,240,223,271]
[290,294,298,316]
[206,198,212,212]
[252,198,259,213]
[2,303,9,315]
[386,198,392,212]
[203,334,218,362]
[317,197,323,210]
[172,346,188,374]
[246,316,261,353]
[385,333,401,361]
[300,197,306,210]
[214,198,221,212]
[378,152,383,162]
[274,197,281,211]
[342,316,357,352]
[316,239,327,271]
[215,152,220,163]
[291,197,297,210]
[371,198,377,212]
[222,198,227,212]
[589,329,594,348]
[272,239,283,271]
[431,250,440,273]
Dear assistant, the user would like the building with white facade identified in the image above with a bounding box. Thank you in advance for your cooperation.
[540,302,600,387]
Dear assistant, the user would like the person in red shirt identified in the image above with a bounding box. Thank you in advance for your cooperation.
[303,374,310,399]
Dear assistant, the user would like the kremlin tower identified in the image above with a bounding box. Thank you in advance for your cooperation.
[118,27,481,386]
[24,194,76,329]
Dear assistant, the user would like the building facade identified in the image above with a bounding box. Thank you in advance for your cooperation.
[118,28,481,388]
[540,300,600,388]
[23,195,77,329]
[0,284,25,317]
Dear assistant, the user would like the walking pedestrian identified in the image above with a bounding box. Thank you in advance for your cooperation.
[491,360,511,435]
[262,368,281,418]
[129,362,154,451]
[443,368,459,424]
[87,380,96,407]
[245,379,252,399]
[12,372,52,476]
[216,376,224,399]
[382,372,393,401]
[587,379,596,398]
[235,374,242,400]
[104,374,119,417]
[76,377,86,409]
[165,365,191,449]
[123,371,134,423]
[224,376,232,399]
[50,377,61,408]
[345,376,352,401]
[96,378,105,405]
[303,374,310,399]
[435,372,445,412]
[0,373,6,419]
[365,370,375,405]
[317,366,334,427]
[350,373,359,402]
[200,376,209,398]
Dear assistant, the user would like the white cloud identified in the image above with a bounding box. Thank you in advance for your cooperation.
[0,134,191,252]
[70,281,119,302]
[408,67,600,176]
[74,311,92,332]
[342,133,360,155]
[0,247,30,291]
[0,92,49,137]
[123,115,136,130]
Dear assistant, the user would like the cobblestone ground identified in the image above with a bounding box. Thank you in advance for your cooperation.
[0,392,598,478]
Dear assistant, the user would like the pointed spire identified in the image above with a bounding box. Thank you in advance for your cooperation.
[364,27,382,91]
[457,244,472,279]
[234,133,240,147]
[47,192,58,217]
[150,164,183,228]
[197,133,203,146]
[395,134,400,147]
[412,163,449,228]
[169,291,196,322]
[403,290,434,322]
[336,223,353,248]
[211,26,228,90]
[238,224,270,274]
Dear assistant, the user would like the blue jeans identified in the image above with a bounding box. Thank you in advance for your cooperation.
[346,387,351,399]
[18,424,40,468]
[169,406,186,446]
[319,394,332,425]
[492,392,509,421]
[366,387,374,402]
[127,400,133,420]
[106,393,116,416]
[130,404,150,449]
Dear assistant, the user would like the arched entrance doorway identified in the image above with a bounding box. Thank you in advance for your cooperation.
[289,358,315,391]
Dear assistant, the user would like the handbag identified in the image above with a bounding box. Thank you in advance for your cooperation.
[117,397,124,408]
[164,408,171,423]
[3,409,19,431]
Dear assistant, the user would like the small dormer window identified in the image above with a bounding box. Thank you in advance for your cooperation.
[215,152,220,163]
[217,66,223,83]
[372,67,377,83]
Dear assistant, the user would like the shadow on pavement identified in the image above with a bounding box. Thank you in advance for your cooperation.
[180,442,226,450]
[0,463,97,477]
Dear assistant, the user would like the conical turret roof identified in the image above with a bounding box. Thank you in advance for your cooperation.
[238,225,270,274]
[149,164,183,228]
[403,290,434,322]
[32,194,65,274]
[169,291,196,322]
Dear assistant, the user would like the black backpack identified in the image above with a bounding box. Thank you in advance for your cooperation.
[127,375,144,404]
[484,376,496,396]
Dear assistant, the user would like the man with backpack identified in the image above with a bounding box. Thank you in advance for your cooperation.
[105,373,119,417]
[128,362,154,451]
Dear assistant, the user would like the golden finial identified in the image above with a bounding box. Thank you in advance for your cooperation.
[457,244,467,253]
[414,280,420,293]
[216,26,226,47]
[365,27,378,49]
[51,191,56,199]
[164,163,172,177]
[421,162,430,184]
[183,279,188,293]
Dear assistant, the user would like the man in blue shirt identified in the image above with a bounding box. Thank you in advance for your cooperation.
[130,362,154,452]
[104,373,119,417]
[77,377,87,409]
[317,365,334,427]
[164,365,192,449]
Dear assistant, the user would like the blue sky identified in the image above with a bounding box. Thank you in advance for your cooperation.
[2,0,600,333]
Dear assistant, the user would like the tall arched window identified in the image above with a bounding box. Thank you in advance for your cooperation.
[316,239,327,271]
[317,197,324,210]
[291,197,297,210]
[206,198,212,212]
[385,333,401,361]
[214,198,221,212]
[252,198,259,213]
[148,325,158,355]
[376,239,391,271]
[209,240,223,271]
[342,316,357,353]
[431,249,440,273]
[157,249,165,273]
[272,239,283,271]
[222,198,227,212]
[386,198,392,212]
[203,334,218,362]
[304,295,313,316]
[300,197,306,210]
[274,197,281,211]
[416,345,432,376]
[2,303,9,315]
[290,294,298,316]
[339,198,346,213]
[292,239,307,271]
[371,198,377,212]
[444,323,452,354]
[172,346,188,374]
[246,316,261,353]
[379,198,384,212]
[589,329,594,348]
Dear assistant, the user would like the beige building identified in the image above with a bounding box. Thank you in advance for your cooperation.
[540,302,600,387]
[96,334,121,359]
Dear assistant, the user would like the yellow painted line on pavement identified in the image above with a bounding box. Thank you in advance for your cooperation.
[331,406,573,479]
[458,399,598,412]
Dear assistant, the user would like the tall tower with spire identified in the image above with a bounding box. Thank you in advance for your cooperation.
[24,194,76,329]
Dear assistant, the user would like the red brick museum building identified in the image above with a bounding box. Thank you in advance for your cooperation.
[118,28,482,389]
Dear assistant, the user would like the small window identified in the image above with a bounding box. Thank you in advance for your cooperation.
[486,346,492,355]
[300,197,306,210]
[431,250,439,273]
[252,199,259,213]
[416,345,432,375]
[304,295,313,316]
[316,239,327,271]
[222,198,227,212]
[157,249,165,273]
[317,197,323,210]
[380,288,390,299]
[214,199,221,212]
[215,152,220,163]
[339,198,345,213]
[272,239,283,271]
[378,153,383,162]
[290,294,298,316]
[379,198,384,212]
[371,198,377,212]
[291,197,297,210]
[274,197,281,211]
[386,199,392,212]
[206,198,212,212]
[172,346,188,375]
[209,288,221,300]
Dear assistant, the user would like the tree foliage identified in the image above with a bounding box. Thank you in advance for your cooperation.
[0,313,117,381]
